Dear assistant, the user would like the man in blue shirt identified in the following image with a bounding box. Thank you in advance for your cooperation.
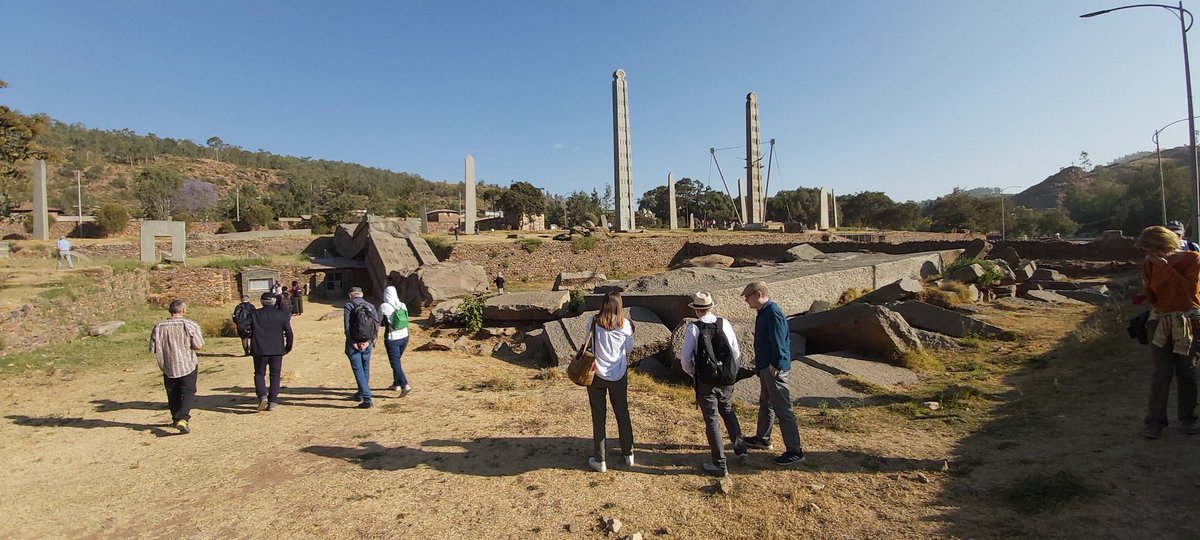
[741,281,806,465]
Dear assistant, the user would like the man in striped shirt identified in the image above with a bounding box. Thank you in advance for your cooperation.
[149,300,205,434]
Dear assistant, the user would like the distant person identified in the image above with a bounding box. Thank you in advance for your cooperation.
[149,299,204,434]
[1165,221,1200,252]
[741,281,806,465]
[55,236,74,270]
[290,280,306,315]
[678,291,746,477]
[585,291,635,473]
[248,292,294,411]
[453,224,460,241]
[232,294,255,356]
[278,288,292,314]
[379,285,412,396]
[495,273,506,294]
[343,287,380,409]
[1137,226,1200,439]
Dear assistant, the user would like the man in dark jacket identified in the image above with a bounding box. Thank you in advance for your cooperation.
[741,281,806,466]
[232,295,255,356]
[249,292,294,411]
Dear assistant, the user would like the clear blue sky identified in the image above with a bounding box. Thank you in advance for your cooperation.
[2,1,1198,202]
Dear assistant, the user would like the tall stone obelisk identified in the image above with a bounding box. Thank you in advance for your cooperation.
[667,172,678,230]
[745,92,764,225]
[31,159,49,240]
[464,154,476,234]
[818,187,830,230]
[612,69,635,232]
[831,189,839,229]
[737,178,747,225]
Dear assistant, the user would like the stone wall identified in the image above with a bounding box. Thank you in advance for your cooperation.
[72,235,325,261]
[0,268,151,356]
[147,263,313,307]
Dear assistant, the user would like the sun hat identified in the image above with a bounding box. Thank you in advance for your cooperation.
[688,291,715,309]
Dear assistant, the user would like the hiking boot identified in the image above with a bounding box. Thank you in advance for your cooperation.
[774,451,805,466]
[257,398,269,411]
[1144,425,1164,439]
[267,402,278,411]
[623,454,635,467]
[743,436,771,450]
[734,440,749,464]
[175,419,190,434]
[348,393,362,402]
[399,387,412,398]
[357,401,373,409]
[701,462,728,477]
[588,457,607,473]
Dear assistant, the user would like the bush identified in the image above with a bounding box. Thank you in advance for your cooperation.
[424,235,453,260]
[517,238,542,253]
[461,296,485,333]
[267,221,283,230]
[568,289,585,314]
[310,215,330,234]
[95,203,130,237]
[243,203,273,228]
[944,257,1003,287]
[216,220,237,234]
[570,235,597,253]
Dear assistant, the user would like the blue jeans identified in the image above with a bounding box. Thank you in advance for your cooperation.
[345,341,373,403]
[384,337,410,388]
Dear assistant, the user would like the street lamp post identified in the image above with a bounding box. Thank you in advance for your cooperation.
[999,185,1023,241]
[1153,115,1200,224]
[1083,2,1200,241]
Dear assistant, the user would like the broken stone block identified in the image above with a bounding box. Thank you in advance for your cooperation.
[1022,289,1086,304]
[993,259,1017,285]
[1027,280,1078,291]
[915,329,962,350]
[782,243,824,262]
[88,320,125,337]
[958,238,991,261]
[988,245,1021,268]
[483,291,570,322]
[414,338,454,351]
[1013,260,1037,282]
[890,301,1016,340]
[731,358,863,406]
[668,317,698,378]
[1055,290,1111,305]
[945,264,985,284]
[429,298,464,324]
[552,271,607,292]
[989,285,1017,298]
[542,307,672,367]
[808,300,833,314]
[799,351,920,387]
[854,278,923,305]
[391,262,489,312]
[1031,268,1065,282]
[787,303,923,361]
[677,254,735,268]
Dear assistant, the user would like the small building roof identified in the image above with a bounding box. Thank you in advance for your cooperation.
[305,257,369,273]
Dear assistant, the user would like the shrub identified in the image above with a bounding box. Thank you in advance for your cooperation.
[944,257,1003,287]
[517,238,542,253]
[568,289,585,313]
[423,235,452,260]
[216,221,237,234]
[570,235,597,253]
[243,203,273,228]
[310,215,330,234]
[95,203,130,237]
[461,296,484,333]
[267,221,283,230]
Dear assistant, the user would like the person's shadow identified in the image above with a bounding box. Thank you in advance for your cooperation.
[6,415,176,437]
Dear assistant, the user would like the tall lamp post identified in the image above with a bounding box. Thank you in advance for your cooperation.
[999,185,1023,241]
[1153,115,1199,224]
[1083,2,1200,241]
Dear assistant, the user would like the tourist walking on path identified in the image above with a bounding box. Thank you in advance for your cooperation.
[678,291,746,477]
[248,293,294,411]
[290,280,305,315]
[55,236,74,270]
[495,273,505,294]
[149,300,204,434]
[585,291,636,472]
[344,286,381,409]
[1137,226,1200,439]
[379,285,412,396]
[232,294,255,356]
[741,281,806,465]
[277,288,292,314]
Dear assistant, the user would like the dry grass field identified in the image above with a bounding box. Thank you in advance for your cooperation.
[0,260,1192,539]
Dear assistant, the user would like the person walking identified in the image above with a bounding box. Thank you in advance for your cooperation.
[678,291,746,477]
[741,281,806,465]
[277,288,292,314]
[379,285,412,396]
[584,291,635,473]
[344,287,380,409]
[248,292,294,411]
[232,294,255,356]
[1137,226,1200,438]
[290,280,305,315]
[55,236,74,270]
[149,300,204,434]
[495,273,506,294]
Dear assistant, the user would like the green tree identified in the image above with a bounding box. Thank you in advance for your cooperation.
[925,189,1001,233]
[0,80,53,214]
[94,203,130,237]
[498,181,546,227]
[565,190,601,226]
[243,203,273,228]
[207,136,224,162]
[838,191,895,228]
[637,185,670,224]
[1038,208,1078,236]
[134,166,183,219]
[766,188,819,224]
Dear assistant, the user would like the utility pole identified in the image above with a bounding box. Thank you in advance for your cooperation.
[74,170,83,237]
[236,183,241,222]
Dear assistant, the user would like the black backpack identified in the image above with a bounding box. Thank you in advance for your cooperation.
[693,318,738,386]
[348,302,379,342]
[232,302,253,324]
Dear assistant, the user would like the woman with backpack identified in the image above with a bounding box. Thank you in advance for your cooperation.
[1138,225,1200,439]
[379,285,412,397]
[585,291,635,473]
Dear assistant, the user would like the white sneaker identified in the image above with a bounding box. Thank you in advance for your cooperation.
[257,398,268,411]
[588,457,607,473]
[623,454,634,467]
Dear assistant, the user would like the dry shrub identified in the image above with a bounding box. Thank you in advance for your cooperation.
[628,371,693,404]
[460,376,518,392]
[919,282,972,308]
[532,368,564,381]
[837,287,870,305]
[900,349,945,373]
[198,316,237,338]
[487,395,535,411]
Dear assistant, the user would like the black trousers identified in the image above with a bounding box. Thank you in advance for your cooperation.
[1146,343,1199,428]
[254,355,283,403]
[696,381,743,469]
[163,369,197,422]
[586,373,634,463]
